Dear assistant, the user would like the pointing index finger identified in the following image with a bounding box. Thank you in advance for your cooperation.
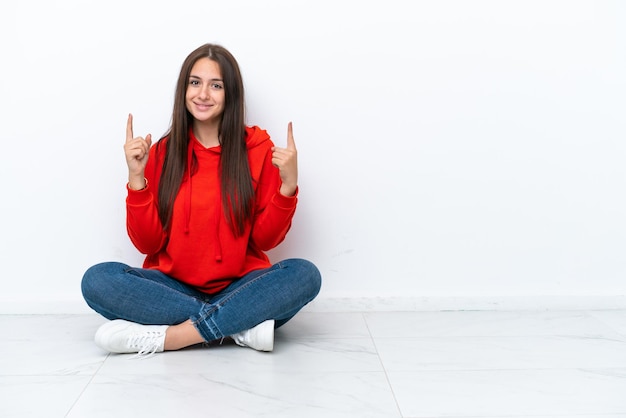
[126,113,134,143]
[286,121,296,150]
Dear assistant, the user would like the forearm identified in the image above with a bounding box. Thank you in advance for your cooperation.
[126,186,167,254]
[250,190,297,251]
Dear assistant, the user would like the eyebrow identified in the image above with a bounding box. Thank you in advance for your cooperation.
[189,75,223,82]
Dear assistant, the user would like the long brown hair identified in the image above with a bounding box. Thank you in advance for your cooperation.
[156,44,254,236]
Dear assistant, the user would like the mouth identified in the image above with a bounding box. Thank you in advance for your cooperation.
[194,103,213,111]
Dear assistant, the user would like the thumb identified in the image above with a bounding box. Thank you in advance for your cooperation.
[145,133,152,147]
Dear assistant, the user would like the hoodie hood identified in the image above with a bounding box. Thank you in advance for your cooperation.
[243,125,271,149]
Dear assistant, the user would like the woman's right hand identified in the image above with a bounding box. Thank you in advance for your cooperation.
[124,113,152,190]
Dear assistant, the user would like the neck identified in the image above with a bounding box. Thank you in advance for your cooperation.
[193,121,220,147]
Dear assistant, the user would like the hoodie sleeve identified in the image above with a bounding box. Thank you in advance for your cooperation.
[125,145,168,255]
[249,146,298,251]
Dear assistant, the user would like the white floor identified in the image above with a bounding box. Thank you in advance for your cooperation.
[2,310,626,418]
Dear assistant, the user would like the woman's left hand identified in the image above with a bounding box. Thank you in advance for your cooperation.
[272,122,298,196]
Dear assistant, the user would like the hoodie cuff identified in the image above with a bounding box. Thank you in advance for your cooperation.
[126,182,152,206]
[273,186,298,209]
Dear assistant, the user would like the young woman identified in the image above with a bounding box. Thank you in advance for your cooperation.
[81,43,321,356]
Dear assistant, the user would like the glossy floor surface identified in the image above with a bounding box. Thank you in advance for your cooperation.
[2,310,626,417]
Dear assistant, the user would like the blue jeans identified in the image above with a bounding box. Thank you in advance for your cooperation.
[81,258,321,342]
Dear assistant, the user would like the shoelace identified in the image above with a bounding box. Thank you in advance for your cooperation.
[127,331,165,359]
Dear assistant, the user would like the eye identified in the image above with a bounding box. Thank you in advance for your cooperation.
[211,82,224,90]
[189,79,200,86]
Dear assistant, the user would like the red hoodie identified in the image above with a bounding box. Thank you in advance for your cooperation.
[125,126,297,294]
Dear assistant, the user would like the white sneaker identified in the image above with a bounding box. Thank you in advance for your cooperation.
[95,319,168,357]
[231,320,275,352]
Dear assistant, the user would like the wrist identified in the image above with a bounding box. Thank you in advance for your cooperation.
[128,177,148,191]
[279,183,297,197]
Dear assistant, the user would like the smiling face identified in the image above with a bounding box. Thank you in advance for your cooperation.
[185,57,225,126]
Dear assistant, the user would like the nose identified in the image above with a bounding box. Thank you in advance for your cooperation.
[199,83,213,100]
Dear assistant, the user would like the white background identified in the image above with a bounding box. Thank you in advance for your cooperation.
[1,0,624,313]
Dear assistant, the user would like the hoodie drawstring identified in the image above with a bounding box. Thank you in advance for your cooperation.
[214,205,223,262]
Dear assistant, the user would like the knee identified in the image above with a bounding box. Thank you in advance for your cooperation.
[307,261,322,297]
[81,263,103,301]
[288,258,322,299]
[80,262,126,300]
